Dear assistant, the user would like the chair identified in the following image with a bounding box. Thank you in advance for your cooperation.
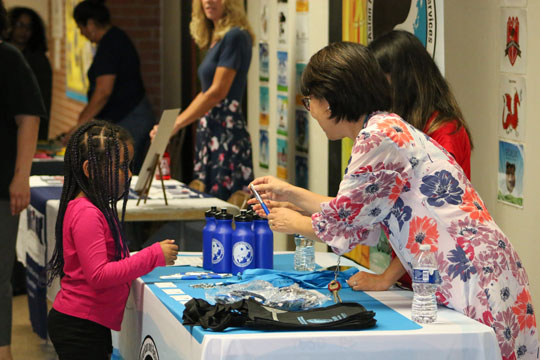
[188,179,205,193]
[227,190,251,209]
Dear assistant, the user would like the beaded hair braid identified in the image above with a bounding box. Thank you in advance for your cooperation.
[47,121,133,284]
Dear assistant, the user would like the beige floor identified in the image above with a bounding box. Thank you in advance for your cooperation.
[11,295,57,360]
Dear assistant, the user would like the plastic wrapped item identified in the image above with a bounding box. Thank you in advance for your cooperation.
[205,280,329,311]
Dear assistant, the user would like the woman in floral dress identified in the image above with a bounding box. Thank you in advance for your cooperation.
[250,42,538,359]
[151,0,254,200]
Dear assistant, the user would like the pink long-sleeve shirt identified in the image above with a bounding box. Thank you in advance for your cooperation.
[52,197,165,330]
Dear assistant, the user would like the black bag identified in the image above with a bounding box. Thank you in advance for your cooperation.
[183,298,376,332]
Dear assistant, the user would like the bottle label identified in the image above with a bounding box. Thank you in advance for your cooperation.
[211,238,225,264]
[232,241,254,267]
[413,268,441,284]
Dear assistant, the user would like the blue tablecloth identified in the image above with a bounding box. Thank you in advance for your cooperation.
[142,254,421,344]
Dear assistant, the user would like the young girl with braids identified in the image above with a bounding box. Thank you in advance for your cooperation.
[47,121,178,359]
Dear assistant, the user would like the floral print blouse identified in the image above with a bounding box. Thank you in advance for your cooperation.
[312,112,538,360]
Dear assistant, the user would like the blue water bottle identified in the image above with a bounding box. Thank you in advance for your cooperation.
[231,210,255,274]
[212,208,233,273]
[202,206,218,270]
[253,213,273,269]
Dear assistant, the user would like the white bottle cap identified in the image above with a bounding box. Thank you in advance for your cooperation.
[419,244,431,251]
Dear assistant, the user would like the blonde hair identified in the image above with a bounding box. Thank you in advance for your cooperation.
[190,0,255,50]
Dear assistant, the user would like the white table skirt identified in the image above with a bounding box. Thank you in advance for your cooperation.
[114,252,500,360]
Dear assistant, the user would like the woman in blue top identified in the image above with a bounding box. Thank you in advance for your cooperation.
[151,0,254,200]
[68,0,155,175]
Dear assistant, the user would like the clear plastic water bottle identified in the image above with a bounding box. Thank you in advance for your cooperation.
[294,234,315,271]
[411,244,440,323]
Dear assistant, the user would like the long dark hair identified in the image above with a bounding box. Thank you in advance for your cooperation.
[7,7,48,52]
[368,30,473,148]
[73,0,110,26]
[47,121,132,284]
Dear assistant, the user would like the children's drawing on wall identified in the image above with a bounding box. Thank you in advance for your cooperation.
[260,0,269,41]
[295,155,308,189]
[295,63,306,106]
[259,42,269,82]
[259,129,269,169]
[277,95,289,136]
[277,0,288,47]
[295,110,309,152]
[500,7,527,74]
[277,51,288,92]
[277,138,288,179]
[259,86,269,126]
[499,74,526,142]
[295,0,309,61]
[498,140,524,208]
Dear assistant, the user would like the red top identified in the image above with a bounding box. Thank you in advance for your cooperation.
[53,197,165,330]
[423,112,471,180]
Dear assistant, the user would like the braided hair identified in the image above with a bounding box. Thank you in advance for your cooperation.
[47,121,133,284]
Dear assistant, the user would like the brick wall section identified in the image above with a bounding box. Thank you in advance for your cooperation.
[49,0,162,138]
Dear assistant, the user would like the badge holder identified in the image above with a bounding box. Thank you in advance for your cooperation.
[136,153,168,206]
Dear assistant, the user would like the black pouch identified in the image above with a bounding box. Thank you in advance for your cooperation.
[183,298,376,332]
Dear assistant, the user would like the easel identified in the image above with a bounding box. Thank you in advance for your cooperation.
[136,153,169,206]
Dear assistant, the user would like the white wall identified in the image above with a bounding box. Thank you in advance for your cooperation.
[445,1,540,317]
[247,1,329,251]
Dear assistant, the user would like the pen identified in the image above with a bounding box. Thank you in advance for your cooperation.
[250,184,270,215]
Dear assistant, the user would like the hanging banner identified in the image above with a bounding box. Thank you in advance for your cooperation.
[65,0,93,102]
[367,0,445,72]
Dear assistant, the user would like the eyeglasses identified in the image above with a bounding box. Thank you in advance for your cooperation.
[302,96,311,111]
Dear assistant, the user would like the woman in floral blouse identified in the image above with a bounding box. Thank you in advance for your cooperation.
[250,42,538,359]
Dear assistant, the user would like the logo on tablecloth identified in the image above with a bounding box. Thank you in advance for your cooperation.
[232,242,254,267]
[139,335,159,360]
[212,239,225,264]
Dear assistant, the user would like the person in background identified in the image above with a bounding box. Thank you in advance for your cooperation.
[0,1,44,359]
[68,0,154,174]
[47,121,178,360]
[348,30,474,292]
[7,6,52,140]
[250,41,538,359]
[150,0,254,200]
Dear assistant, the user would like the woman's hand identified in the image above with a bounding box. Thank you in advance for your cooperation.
[248,199,304,218]
[267,207,305,234]
[160,239,179,265]
[149,124,159,140]
[250,176,295,203]
[346,271,394,291]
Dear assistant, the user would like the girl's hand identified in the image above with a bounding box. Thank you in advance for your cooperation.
[160,239,179,265]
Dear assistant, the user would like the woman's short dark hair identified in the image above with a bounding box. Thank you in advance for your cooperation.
[73,0,110,26]
[8,7,48,52]
[300,41,391,123]
[368,30,472,148]
[0,0,7,35]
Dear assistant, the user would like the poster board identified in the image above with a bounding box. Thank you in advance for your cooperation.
[134,109,180,193]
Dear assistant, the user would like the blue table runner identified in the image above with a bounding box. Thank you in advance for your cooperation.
[142,254,421,343]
